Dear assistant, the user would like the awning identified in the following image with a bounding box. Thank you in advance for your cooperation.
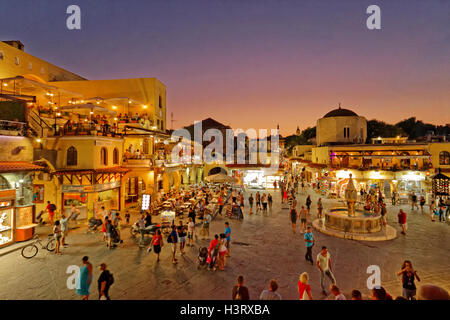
[0,76,82,97]
[307,163,328,169]
[59,103,116,116]
[0,161,44,173]
[205,173,238,183]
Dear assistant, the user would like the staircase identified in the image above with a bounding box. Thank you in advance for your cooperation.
[27,111,52,138]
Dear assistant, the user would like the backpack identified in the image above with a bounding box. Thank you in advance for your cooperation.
[49,204,57,211]
[234,287,242,300]
[167,234,173,243]
[108,273,114,286]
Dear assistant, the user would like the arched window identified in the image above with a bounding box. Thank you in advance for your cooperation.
[113,148,119,165]
[440,151,450,165]
[101,147,108,166]
[67,146,77,166]
[0,175,10,190]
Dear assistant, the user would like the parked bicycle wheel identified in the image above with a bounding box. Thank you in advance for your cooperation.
[46,238,56,251]
[21,245,38,259]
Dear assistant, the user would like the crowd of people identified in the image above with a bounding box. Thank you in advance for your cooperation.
[38,166,450,300]
[230,257,445,300]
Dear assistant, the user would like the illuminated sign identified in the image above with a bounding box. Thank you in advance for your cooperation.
[141,194,151,211]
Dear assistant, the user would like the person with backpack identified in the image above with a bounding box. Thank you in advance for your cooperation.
[232,275,250,300]
[46,201,56,225]
[98,263,113,300]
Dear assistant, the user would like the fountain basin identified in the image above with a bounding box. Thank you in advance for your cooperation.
[325,207,382,234]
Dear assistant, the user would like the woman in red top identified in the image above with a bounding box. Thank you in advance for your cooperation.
[298,272,313,300]
[152,229,163,262]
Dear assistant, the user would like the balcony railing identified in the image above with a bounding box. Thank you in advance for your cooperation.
[330,163,433,171]
[0,120,28,136]
[60,122,121,137]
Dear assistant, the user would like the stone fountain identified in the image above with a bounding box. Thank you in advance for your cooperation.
[344,173,357,217]
[312,173,397,241]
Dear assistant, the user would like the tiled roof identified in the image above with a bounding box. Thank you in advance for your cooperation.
[0,161,44,173]
[52,167,131,175]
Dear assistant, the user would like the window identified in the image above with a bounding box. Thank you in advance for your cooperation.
[0,51,4,60]
[343,127,350,138]
[113,148,119,165]
[28,62,32,70]
[161,120,164,130]
[67,146,77,166]
[157,119,160,126]
[101,147,108,165]
[0,175,10,190]
[440,151,450,165]
[14,57,20,65]
[40,67,45,74]
[159,95,162,108]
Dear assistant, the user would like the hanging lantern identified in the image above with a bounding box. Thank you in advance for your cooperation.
[432,169,449,196]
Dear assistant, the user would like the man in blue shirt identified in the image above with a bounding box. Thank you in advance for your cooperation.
[304,226,314,265]
[224,222,231,257]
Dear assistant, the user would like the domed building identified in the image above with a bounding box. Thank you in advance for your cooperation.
[316,106,367,146]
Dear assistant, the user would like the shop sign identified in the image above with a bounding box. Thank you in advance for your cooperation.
[83,186,95,193]
[95,181,120,192]
[95,140,112,146]
[62,185,84,193]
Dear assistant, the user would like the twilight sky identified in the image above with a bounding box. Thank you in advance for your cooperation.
[1,0,449,136]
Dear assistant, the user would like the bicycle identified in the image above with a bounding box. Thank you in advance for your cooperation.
[21,234,56,259]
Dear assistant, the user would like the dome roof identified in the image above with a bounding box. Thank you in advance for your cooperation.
[323,107,358,118]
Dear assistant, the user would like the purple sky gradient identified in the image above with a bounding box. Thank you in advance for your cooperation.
[1,0,449,135]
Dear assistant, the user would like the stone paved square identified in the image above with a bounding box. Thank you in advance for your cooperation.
[0,188,448,300]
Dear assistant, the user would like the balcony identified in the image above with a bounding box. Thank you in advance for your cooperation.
[59,122,121,138]
[0,120,28,136]
[122,153,154,168]
[331,163,433,172]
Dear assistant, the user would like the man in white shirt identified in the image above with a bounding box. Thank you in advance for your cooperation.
[316,246,337,296]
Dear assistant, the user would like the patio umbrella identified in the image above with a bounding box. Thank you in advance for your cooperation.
[205,173,237,184]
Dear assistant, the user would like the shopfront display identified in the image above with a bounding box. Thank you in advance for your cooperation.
[62,181,121,219]
[125,176,145,207]
[32,185,44,204]
[0,190,15,248]
[15,205,37,242]
[243,170,265,189]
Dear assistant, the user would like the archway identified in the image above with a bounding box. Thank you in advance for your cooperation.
[207,167,227,176]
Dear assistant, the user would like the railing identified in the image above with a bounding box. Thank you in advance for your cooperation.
[330,164,432,171]
[61,122,121,137]
[28,111,52,138]
[0,120,28,136]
